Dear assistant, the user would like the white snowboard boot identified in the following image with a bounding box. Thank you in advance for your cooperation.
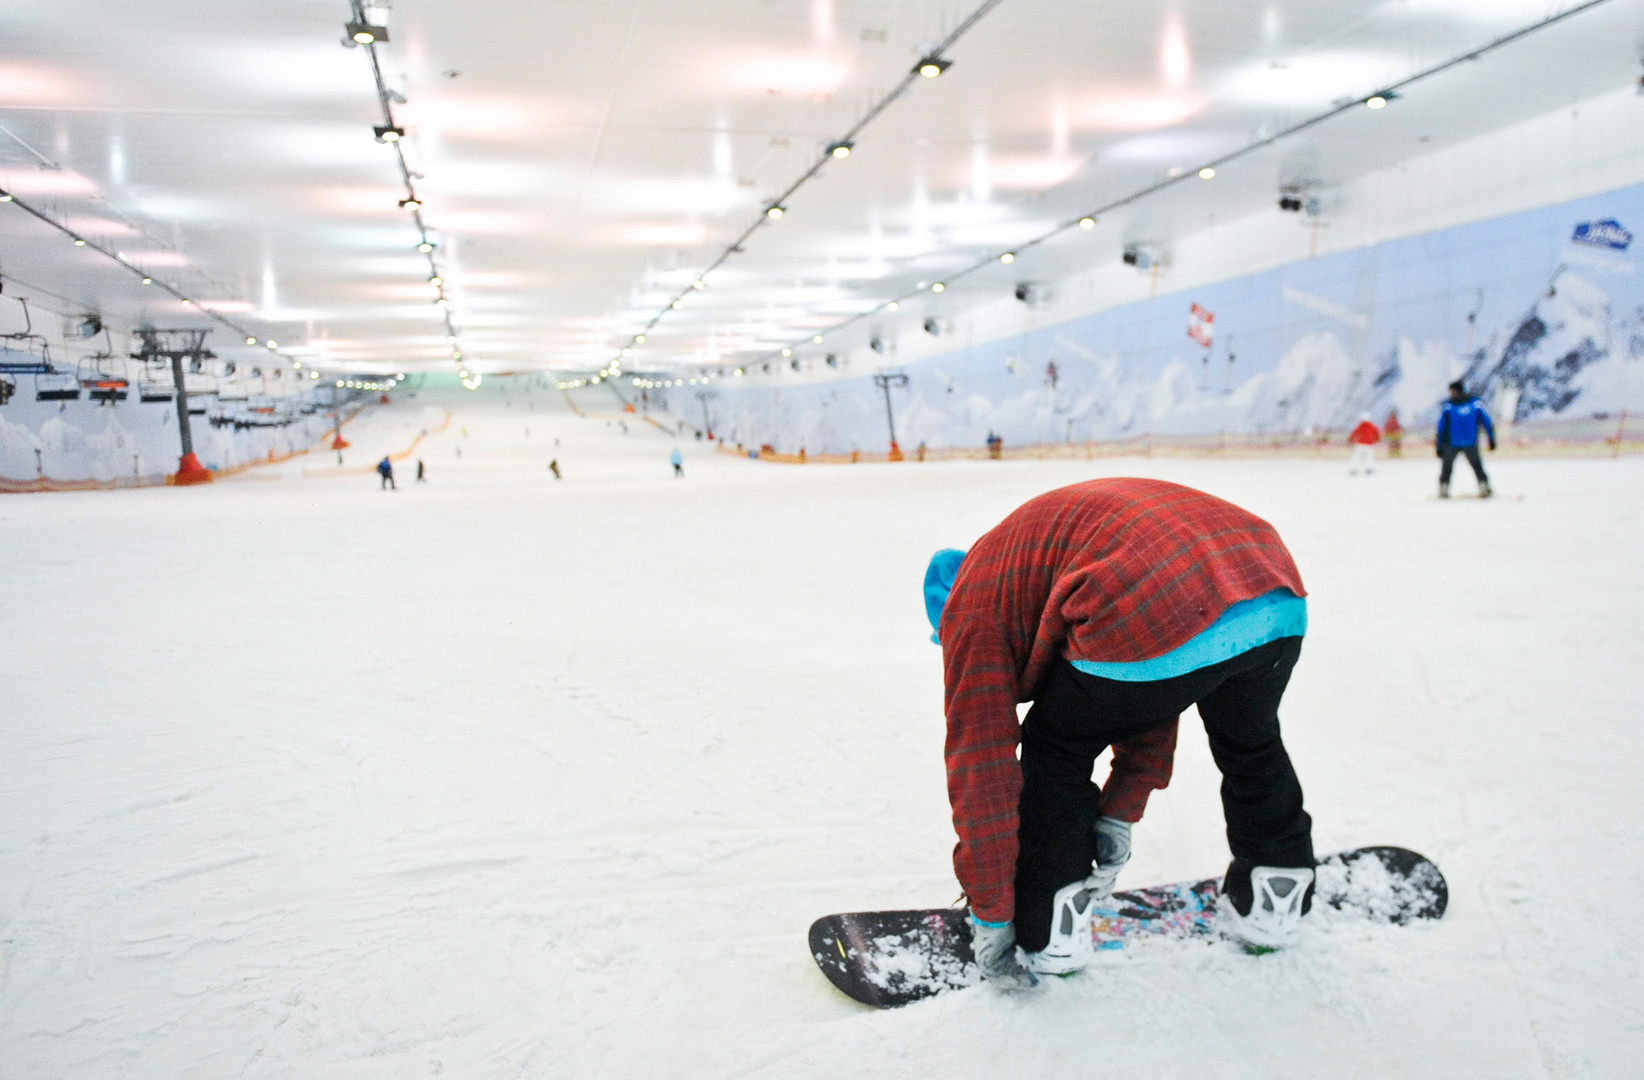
[1025,879,1098,975]
[1222,863,1315,950]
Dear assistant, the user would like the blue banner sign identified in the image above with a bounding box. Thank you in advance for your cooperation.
[1572,218,1633,251]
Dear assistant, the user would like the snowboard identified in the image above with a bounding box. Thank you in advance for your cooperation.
[809,845,1446,1009]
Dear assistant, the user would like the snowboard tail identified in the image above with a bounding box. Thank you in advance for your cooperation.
[809,846,1447,1009]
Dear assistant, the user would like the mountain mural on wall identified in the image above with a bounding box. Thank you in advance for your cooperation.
[699,182,1644,456]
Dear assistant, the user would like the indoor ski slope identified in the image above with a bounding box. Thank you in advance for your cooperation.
[2,383,1639,1078]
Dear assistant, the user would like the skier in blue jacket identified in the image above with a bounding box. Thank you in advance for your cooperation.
[1436,381,1495,498]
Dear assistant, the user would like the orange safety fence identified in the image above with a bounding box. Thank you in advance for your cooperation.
[716,413,1644,464]
[212,406,371,480]
[0,408,366,493]
[0,404,449,493]
[277,407,454,478]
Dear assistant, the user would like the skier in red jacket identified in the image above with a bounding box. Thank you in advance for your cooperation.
[1348,413,1381,475]
[934,478,1315,987]
[1383,409,1404,457]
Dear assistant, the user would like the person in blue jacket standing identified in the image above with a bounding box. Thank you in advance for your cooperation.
[1436,380,1495,498]
[670,447,684,478]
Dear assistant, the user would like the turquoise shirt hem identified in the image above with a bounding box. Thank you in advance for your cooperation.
[1069,589,1306,682]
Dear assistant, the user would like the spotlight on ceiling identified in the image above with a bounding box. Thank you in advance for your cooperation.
[399,197,422,211]
[692,278,705,289]
[1198,167,1216,180]
[812,334,824,344]
[346,22,388,45]
[0,190,12,203]
[1000,252,1015,264]
[73,238,86,247]
[417,240,435,253]
[428,275,443,286]
[1014,282,1052,306]
[671,299,684,309]
[1366,93,1393,110]
[914,56,952,78]
[886,301,900,312]
[635,334,646,344]
[374,126,404,143]
[827,141,854,159]
[141,277,153,285]
[780,347,793,357]
[1078,216,1096,230]
[245,336,258,345]
[930,282,945,293]
[266,340,278,349]
[765,205,786,220]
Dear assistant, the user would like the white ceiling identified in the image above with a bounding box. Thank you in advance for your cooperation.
[1,0,1641,377]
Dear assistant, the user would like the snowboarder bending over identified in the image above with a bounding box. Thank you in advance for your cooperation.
[1347,413,1380,475]
[377,456,395,490]
[934,479,1316,988]
[1436,381,1495,498]
[670,447,684,478]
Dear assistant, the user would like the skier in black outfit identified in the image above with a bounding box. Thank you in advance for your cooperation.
[1435,381,1495,498]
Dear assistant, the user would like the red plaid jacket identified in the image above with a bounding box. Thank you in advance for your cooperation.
[940,478,1305,923]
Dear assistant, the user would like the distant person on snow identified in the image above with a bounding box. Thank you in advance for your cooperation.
[670,448,684,478]
[415,459,426,483]
[1347,413,1380,475]
[1383,409,1404,457]
[933,479,1315,988]
[1436,380,1495,498]
[548,458,561,479]
[377,456,395,490]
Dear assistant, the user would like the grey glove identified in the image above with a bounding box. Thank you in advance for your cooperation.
[968,916,1038,991]
[1086,816,1132,899]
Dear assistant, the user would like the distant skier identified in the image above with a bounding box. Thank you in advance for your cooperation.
[1383,409,1404,457]
[670,448,683,478]
[1436,380,1495,498]
[1347,413,1380,475]
[936,479,1315,988]
[548,458,561,479]
[377,456,395,490]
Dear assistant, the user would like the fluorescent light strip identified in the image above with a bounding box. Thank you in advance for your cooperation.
[737,0,1622,371]
[592,0,1009,375]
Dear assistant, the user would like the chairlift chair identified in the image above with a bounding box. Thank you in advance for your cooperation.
[35,370,81,402]
[78,333,129,403]
[0,375,13,406]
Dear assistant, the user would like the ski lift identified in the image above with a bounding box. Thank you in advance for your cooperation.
[79,338,130,404]
[137,353,175,401]
[1,297,62,399]
[35,370,81,402]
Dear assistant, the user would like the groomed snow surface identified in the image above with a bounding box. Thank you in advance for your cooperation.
[2,384,1639,1078]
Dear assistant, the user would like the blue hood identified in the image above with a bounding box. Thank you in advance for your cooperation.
[923,548,967,643]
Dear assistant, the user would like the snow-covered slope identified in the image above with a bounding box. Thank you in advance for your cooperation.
[3,385,1641,1077]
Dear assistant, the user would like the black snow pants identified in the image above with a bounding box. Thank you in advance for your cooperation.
[1014,637,1314,952]
[1439,443,1488,487]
